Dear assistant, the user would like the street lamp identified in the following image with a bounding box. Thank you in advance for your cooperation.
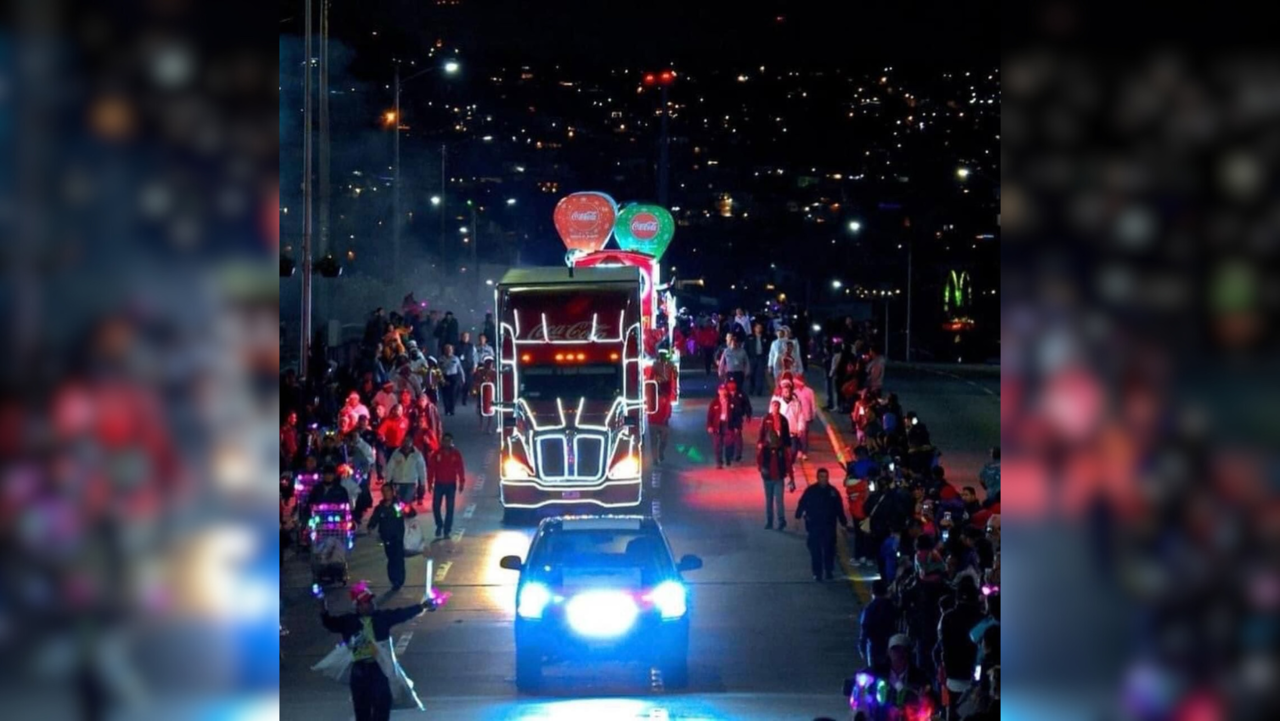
[430,196,441,206]
[848,220,862,233]
[506,198,517,205]
[956,167,971,179]
[832,280,842,289]
[391,58,460,284]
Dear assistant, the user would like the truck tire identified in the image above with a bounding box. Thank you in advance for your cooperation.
[515,644,542,691]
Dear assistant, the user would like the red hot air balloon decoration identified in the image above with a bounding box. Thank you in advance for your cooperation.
[553,192,618,254]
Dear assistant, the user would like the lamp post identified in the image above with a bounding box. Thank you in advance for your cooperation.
[643,70,677,207]
[391,59,459,285]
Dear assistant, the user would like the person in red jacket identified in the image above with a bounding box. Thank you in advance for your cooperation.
[377,403,410,450]
[706,383,741,469]
[427,432,466,538]
[756,399,796,530]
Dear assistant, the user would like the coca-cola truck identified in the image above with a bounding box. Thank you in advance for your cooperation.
[483,266,657,520]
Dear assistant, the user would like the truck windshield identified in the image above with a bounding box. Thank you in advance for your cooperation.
[520,363,622,401]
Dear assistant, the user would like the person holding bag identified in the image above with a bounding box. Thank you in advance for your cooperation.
[365,485,416,590]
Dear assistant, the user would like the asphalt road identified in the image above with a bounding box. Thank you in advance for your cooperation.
[280,360,999,720]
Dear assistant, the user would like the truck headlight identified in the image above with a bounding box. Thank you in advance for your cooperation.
[503,456,532,480]
[648,580,687,619]
[517,582,552,619]
[607,454,640,479]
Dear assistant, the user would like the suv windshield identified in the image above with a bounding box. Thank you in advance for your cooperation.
[520,363,622,401]
[529,529,675,587]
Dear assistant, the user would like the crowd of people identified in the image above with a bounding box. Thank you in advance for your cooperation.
[280,297,495,591]
[694,306,1001,720]
[827,324,1001,721]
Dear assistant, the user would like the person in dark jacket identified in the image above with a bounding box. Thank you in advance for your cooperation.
[307,463,350,517]
[705,384,740,469]
[936,579,985,719]
[795,468,850,581]
[365,485,416,590]
[320,583,437,721]
[433,311,460,356]
[482,312,497,350]
[860,579,900,666]
[757,399,795,530]
[725,378,753,462]
[744,322,769,396]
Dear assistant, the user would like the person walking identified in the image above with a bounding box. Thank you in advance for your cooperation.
[433,310,460,356]
[725,378,753,463]
[650,392,672,465]
[696,322,718,375]
[795,468,850,581]
[793,374,817,454]
[865,344,886,395]
[717,334,749,389]
[745,322,769,396]
[427,433,466,539]
[320,583,437,721]
[456,331,476,407]
[383,436,426,509]
[767,326,803,383]
[706,383,739,469]
[859,579,900,666]
[772,378,809,460]
[365,485,416,590]
[438,344,463,416]
[757,400,796,530]
[471,357,498,433]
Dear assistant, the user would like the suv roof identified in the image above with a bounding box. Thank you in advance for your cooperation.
[537,515,660,533]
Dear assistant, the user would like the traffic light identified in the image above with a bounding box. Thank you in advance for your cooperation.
[280,255,296,277]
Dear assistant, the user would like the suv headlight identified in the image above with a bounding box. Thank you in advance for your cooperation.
[647,580,687,619]
[607,454,640,479]
[517,582,552,619]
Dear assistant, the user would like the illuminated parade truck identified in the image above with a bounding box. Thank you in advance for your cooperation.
[485,266,657,521]
[483,192,681,521]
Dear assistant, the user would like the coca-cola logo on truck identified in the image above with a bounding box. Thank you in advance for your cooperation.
[630,212,660,240]
[523,320,613,341]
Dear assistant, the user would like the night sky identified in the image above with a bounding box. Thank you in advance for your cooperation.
[280,0,1000,357]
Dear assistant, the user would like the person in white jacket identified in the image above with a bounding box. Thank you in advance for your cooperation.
[770,378,810,460]
[383,436,427,506]
[767,326,804,382]
[793,373,817,444]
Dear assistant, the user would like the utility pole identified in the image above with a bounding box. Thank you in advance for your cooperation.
[440,143,447,262]
[300,0,314,381]
[317,0,330,328]
[905,229,913,363]
[659,82,670,207]
[644,70,675,207]
[392,63,401,286]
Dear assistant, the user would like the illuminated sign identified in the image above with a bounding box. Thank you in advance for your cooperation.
[613,204,675,259]
[554,192,618,253]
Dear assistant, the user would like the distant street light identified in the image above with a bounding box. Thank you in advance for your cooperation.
[444,61,460,74]
[485,279,494,286]
[957,167,971,179]
[832,280,842,289]
[459,226,468,234]
[430,196,441,206]
[848,220,862,233]
[506,198,517,205]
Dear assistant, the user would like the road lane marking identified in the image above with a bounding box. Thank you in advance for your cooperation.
[450,528,465,542]
[649,666,664,692]
[651,499,662,520]
[917,367,999,397]
[434,561,453,582]
[462,503,477,519]
[650,470,661,489]
[395,632,412,654]
[473,477,486,492]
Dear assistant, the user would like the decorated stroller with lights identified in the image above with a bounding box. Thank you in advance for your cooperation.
[309,501,355,586]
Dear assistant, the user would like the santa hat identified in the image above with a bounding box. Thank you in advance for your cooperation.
[350,581,375,603]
